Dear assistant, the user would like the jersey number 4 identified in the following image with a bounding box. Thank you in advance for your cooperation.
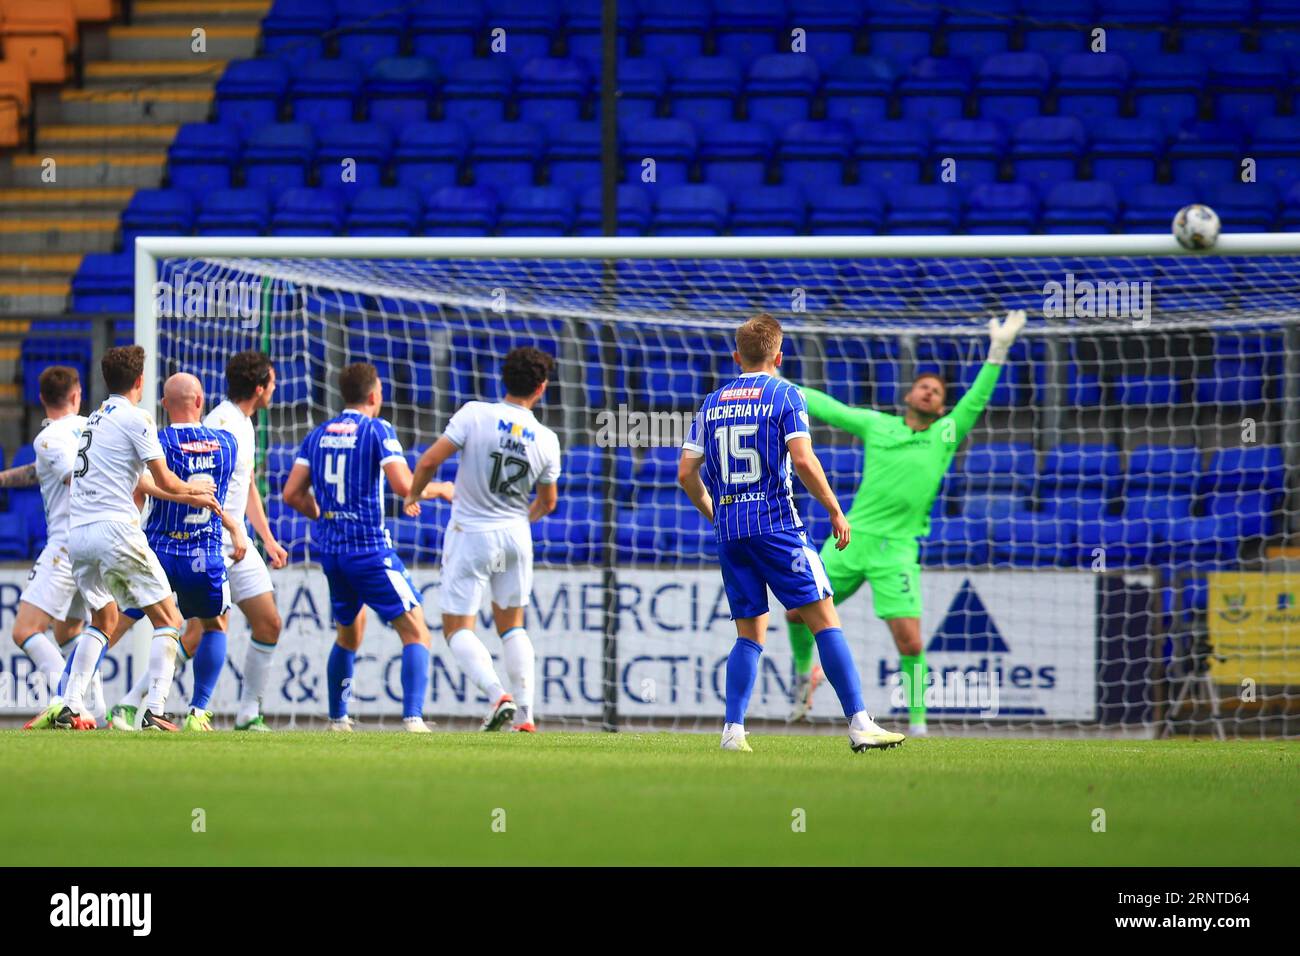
[714,424,760,484]
[324,453,347,503]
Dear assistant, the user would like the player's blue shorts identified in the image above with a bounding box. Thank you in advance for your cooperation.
[717,528,834,621]
[155,547,231,620]
[320,548,422,626]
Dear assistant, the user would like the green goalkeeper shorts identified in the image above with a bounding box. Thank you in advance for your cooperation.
[820,533,922,621]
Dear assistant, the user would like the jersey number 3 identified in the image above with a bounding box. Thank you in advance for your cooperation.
[73,430,93,478]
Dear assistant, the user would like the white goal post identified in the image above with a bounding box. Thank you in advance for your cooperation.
[129,233,1300,738]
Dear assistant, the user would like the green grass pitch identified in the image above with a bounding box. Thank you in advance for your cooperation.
[1,731,1293,866]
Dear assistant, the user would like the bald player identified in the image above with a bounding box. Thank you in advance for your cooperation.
[106,372,249,731]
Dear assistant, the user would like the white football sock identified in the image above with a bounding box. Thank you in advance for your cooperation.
[19,631,65,706]
[447,629,506,702]
[63,628,107,714]
[144,627,181,714]
[501,626,535,724]
[237,639,276,724]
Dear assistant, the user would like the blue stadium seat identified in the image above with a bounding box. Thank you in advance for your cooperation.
[535,498,604,564]
[853,118,928,189]
[289,60,364,131]
[699,120,775,190]
[1021,0,1094,59]
[564,0,634,63]
[120,189,195,245]
[669,56,743,126]
[621,118,695,186]
[1089,118,1163,193]
[517,57,592,125]
[1054,52,1129,125]
[271,188,345,236]
[790,0,864,71]
[1040,442,1122,505]
[365,58,440,127]
[897,57,972,125]
[1259,0,1300,56]
[730,184,806,235]
[933,119,1007,185]
[347,187,423,236]
[1250,116,1300,194]
[1210,53,1287,129]
[617,57,667,119]
[241,122,315,191]
[943,0,1015,60]
[964,182,1038,233]
[1095,0,1171,60]
[992,514,1078,568]
[410,0,484,61]
[498,185,576,235]
[652,184,729,236]
[865,1,939,73]
[713,0,785,68]
[745,54,819,128]
[487,0,561,61]
[1011,115,1086,187]
[1179,0,1251,56]
[471,122,544,193]
[1167,120,1246,189]
[822,56,895,126]
[70,253,133,312]
[167,123,241,192]
[976,52,1050,124]
[1207,182,1278,231]
[885,183,962,234]
[1042,180,1120,234]
[21,324,91,408]
[1198,446,1284,496]
[214,58,290,131]
[335,7,407,65]
[544,121,599,191]
[315,122,393,191]
[260,0,335,65]
[195,188,269,236]
[1112,373,1184,406]
[577,184,652,235]
[778,119,851,188]
[922,515,991,567]
[394,121,468,192]
[808,184,884,234]
[1120,182,1198,232]
[638,4,710,61]
[1131,54,1205,133]
[440,59,513,127]
[0,511,29,559]
[819,338,899,405]
[423,185,500,235]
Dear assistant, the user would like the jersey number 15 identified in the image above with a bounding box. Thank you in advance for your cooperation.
[714,424,760,485]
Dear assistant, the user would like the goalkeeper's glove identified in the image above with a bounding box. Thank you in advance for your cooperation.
[987,309,1027,365]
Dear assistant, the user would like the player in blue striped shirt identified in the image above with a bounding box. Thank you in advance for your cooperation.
[283,363,453,732]
[678,314,906,753]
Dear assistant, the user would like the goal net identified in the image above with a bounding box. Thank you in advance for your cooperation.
[133,235,1300,738]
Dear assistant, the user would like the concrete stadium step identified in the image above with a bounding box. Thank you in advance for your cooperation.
[86,59,227,86]
[0,187,132,212]
[51,86,212,125]
[36,123,179,151]
[108,25,260,61]
[0,255,83,276]
[0,218,118,254]
[132,0,270,24]
[0,280,70,316]
[2,152,165,188]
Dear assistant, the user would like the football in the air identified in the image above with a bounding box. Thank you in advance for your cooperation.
[1172,204,1221,250]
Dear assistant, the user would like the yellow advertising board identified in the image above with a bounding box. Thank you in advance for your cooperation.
[1207,573,1300,685]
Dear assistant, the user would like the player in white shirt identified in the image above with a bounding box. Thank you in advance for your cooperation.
[35,346,220,731]
[1,367,97,719]
[151,351,288,732]
[406,347,562,732]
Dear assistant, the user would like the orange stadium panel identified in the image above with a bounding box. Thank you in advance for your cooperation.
[71,0,114,21]
[0,58,30,147]
[0,0,77,84]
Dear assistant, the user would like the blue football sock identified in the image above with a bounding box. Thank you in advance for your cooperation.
[724,637,763,725]
[327,644,355,720]
[190,630,227,711]
[400,643,430,720]
[814,627,865,718]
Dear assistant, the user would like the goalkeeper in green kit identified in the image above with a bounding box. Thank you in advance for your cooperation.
[785,310,1026,735]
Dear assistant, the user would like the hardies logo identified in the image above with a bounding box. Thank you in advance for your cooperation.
[1217,592,1251,624]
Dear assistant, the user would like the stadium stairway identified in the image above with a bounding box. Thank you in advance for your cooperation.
[0,0,264,439]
